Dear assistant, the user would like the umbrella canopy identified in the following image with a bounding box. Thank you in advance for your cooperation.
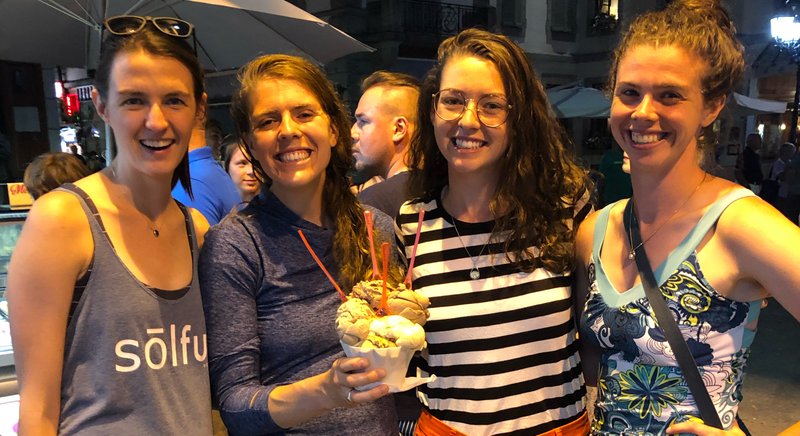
[546,86,611,118]
[0,0,374,70]
[730,92,787,116]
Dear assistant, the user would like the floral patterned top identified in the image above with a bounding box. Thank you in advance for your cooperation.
[580,190,761,435]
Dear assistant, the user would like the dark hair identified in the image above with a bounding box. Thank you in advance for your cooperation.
[24,152,91,199]
[361,71,421,93]
[610,0,745,154]
[408,28,588,273]
[220,136,245,175]
[231,54,398,289]
[94,21,205,198]
[205,118,224,160]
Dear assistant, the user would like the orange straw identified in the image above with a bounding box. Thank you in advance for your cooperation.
[403,209,425,289]
[379,242,390,315]
[297,229,347,302]
[364,210,379,279]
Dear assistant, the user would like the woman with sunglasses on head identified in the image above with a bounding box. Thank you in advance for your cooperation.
[220,136,261,204]
[7,16,213,434]
[575,1,800,435]
[199,54,400,434]
[396,28,592,435]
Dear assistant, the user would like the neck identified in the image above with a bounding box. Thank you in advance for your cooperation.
[188,128,206,152]
[106,164,173,220]
[272,176,327,226]
[443,173,498,222]
[630,163,707,223]
[385,155,408,179]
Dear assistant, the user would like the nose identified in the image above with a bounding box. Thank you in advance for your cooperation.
[350,122,359,142]
[244,162,254,176]
[458,99,481,129]
[277,113,300,140]
[145,104,168,131]
[631,95,657,121]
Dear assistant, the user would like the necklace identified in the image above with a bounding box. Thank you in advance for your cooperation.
[627,173,709,260]
[109,166,161,238]
[451,219,488,280]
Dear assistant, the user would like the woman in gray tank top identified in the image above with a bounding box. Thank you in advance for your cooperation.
[7,16,213,434]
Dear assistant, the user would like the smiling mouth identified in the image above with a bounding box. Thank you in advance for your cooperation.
[276,149,311,163]
[451,138,486,150]
[630,131,667,144]
[140,139,174,151]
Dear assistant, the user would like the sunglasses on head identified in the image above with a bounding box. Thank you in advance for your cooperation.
[102,15,197,53]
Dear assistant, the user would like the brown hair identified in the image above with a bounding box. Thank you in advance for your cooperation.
[94,21,205,198]
[230,54,400,288]
[361,71,420,93]
[408,28,588,273]
[24,152,91,200]
[609,0,745,153]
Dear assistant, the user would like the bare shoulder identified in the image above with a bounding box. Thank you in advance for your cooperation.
[188,208,210,247]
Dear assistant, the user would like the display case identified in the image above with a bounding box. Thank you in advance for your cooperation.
[0,212,25,402]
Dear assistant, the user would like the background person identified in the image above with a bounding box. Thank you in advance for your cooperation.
[220,136,260,203]
[200,54,400,435]
[23,152,90,200]
[172,110,241,225]
[735,133,763,191]
[351,71,420,217]
[575,1,800,435]
[397,29,592,435]
[7,15,213,433]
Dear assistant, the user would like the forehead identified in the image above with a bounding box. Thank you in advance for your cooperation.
[440,55,505,94]
[249,78,322,112]
[108,49,194,94]
[617,44,706,89]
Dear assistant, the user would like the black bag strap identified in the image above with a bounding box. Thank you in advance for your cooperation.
[623,199,723,429]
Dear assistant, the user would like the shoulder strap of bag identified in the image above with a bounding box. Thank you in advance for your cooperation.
[623,200,723,429]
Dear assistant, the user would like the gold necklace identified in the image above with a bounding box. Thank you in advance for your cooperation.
[627,173,710,260]
[109,166,161,238]
[451,219,488,280]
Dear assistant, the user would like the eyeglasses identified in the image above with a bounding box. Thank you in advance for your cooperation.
[432,89,512,128]
[103,15,197,53]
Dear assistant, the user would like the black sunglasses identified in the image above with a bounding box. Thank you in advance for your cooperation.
[102,15,197,53]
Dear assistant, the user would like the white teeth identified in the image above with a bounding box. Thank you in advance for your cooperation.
[630,132,662,144]
[141,139,172,150]
[453,138,484,149]
[278,150,310,162]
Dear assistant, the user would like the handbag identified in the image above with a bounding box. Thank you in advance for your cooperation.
[623,200,724,429]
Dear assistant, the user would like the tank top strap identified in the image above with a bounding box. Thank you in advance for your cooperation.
[669,189,756,259]
[57,183,111,245]
[592,200,624,261]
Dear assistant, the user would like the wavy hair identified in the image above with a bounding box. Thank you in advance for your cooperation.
[230,54,400,288]
[408,28,588,273]
[609,0,745,156]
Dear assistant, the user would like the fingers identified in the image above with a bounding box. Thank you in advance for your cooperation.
[330,357,389,407]
[344,384,390,405]
[666,421,744,436]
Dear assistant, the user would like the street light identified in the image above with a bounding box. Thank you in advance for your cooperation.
[771,0,800,144]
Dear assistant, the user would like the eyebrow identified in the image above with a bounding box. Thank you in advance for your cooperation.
[252,104,319,118]
[440,88,508,98]
[616,81,690,92]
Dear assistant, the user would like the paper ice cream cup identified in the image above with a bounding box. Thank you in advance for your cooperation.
[340,341,435,393]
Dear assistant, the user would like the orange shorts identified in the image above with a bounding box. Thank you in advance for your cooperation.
[415,409,590,436]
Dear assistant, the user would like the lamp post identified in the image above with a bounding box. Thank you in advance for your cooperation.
[771,0,800,144]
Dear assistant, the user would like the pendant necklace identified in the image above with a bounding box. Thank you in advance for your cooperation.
[109,166,161,238]
[451,219,488,280]
[627,173,709,260]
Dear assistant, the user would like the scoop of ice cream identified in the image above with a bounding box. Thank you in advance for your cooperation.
[335,298,375,346]
[367,315,426,350]
[388,289,430,326]
[350,279,397,311]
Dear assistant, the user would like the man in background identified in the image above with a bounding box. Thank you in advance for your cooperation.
[172,114,240,225]
[735,133,763,190]
[351,71,420,217]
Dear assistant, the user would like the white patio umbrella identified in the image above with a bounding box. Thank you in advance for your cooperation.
[546,86,611,119]
[0,0,374,70]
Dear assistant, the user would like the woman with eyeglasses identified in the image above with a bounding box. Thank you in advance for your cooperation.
[395,29,592,435]
[575,1,800,435]
[7,16,213,433]
[198,54,400,434]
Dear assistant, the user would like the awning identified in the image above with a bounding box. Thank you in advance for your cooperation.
[731,92,787,115]
[546,86,610,118]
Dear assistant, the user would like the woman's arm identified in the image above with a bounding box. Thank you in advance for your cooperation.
[719,197,800,320]
[574,211,600,388]
[6,191,92,435]
[188,208,210,248]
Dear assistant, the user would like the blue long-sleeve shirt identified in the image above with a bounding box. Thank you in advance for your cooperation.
[199,191,397,435]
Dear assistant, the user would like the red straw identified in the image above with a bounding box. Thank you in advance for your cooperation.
[297,230,347,302]
[379,242,390,315]
[364,210,379,279]
[403,209,425,289]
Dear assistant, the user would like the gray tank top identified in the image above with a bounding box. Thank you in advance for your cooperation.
[57,184,212,435]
